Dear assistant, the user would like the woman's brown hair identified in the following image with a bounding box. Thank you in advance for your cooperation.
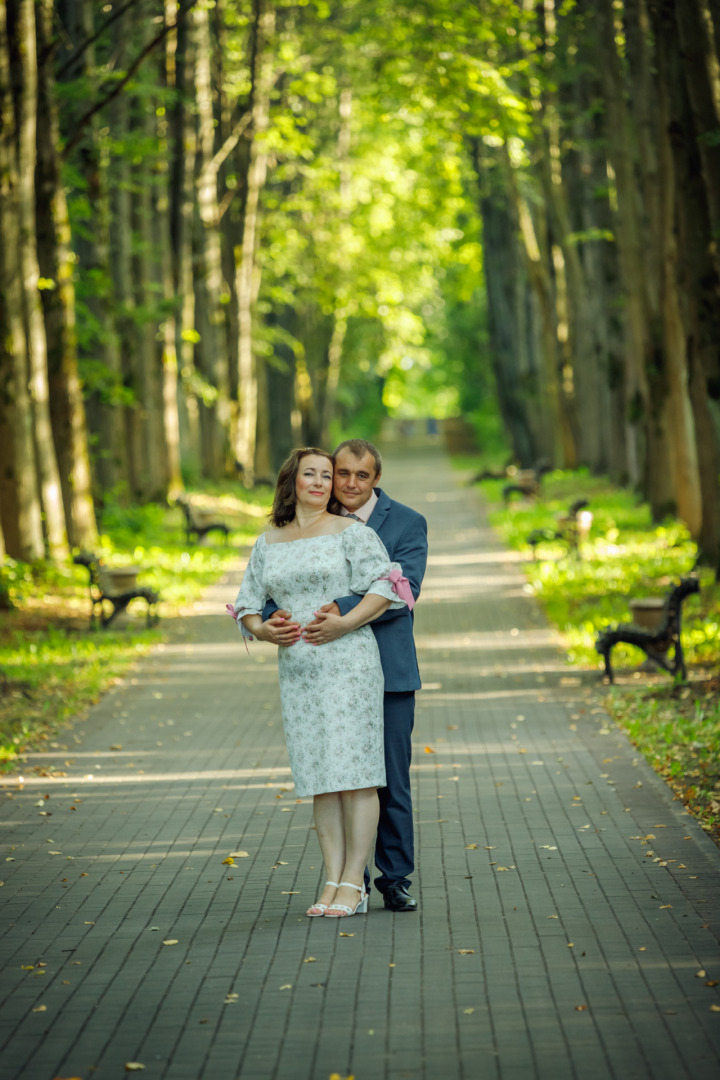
[270,448,341,527]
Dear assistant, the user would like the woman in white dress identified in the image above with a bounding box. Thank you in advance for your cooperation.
[232,447,410,918]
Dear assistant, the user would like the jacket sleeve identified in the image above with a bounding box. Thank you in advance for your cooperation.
[334,514,427,623]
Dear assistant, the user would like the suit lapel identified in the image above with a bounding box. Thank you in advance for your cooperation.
[367,488,391,535]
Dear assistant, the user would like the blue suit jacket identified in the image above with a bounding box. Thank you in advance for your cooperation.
[334,488,428,693]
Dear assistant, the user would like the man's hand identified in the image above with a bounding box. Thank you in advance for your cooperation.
[301,604,346,645]
[255,609,301,647]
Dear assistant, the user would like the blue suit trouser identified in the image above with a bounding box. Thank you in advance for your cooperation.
[370,690,415,893]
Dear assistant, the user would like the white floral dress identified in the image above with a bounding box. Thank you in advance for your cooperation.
[233,523,406,798]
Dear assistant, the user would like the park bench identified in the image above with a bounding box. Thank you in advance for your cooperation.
[526,498,592,559]
[595,577,700,684]
[176,496,230,545]
[73,553,161,629]
[502,461,552,504]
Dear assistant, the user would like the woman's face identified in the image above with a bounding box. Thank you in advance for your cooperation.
[294,454,333,510]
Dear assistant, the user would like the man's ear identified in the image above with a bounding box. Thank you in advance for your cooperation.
[374,472,382,485]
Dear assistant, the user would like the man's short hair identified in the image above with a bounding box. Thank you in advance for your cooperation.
[332,439,382,478]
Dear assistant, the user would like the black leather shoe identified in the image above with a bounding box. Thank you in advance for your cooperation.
[382,884,418,912]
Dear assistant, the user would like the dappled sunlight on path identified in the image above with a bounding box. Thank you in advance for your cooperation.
[1,443,719,1080]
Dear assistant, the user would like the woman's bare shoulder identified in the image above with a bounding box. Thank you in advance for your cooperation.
[329,516,355,534]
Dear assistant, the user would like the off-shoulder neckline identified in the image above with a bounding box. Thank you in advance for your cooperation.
[262,521,362,547]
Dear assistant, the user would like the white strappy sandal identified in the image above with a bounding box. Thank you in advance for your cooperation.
[324,881,369,918]
[306,880,339,917]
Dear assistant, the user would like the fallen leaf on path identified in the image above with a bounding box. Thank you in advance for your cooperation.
[696,970,707,978]
[224,994,238,1004]
[575,1005,587,1012]
[281,891,299,895]
[465,844,478,850]
[110,745,123,751]
[484,846,496,850]
[659,905,672,910]
[162,940,179,946]
[228,851,249,858]
[124,1065,146,1072]
[328,1073,354,1080]
[547,915,559,920]
[638,947,647,952]
[495,866,515,872]
[221,857,235,866]
[279,984,292,990]
[32,1005,47,1012]
[338,932,355,937]
[539,845,557,851]
[458,949,474,955]
[710,1005,720,1013]
[705,980,719,987]
[303,957,317,963]
[424,747,435,754]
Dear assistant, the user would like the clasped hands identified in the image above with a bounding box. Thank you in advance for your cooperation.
[256,603,343,647]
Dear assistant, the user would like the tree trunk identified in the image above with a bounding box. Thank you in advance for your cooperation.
[674,0,720,262]
[595,0,676,514]
[504,152,573,466]
[65,0,128,501]
[14,0,68,559]
[660,0,720,561]
[646,0,703,533]
[35,0,97,549]
[0,0,44,561]
[169,5,200,478]
[193,2,229,479]
[234,0,275,485]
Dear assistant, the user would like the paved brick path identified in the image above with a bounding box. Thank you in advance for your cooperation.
[1,445,719,1080]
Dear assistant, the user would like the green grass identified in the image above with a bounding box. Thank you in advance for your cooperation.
[460,458,720,841]
[0,483,272,767]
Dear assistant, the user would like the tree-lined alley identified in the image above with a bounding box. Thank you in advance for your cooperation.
[1,0,719,568]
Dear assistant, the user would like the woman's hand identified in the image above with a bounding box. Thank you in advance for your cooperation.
[255,609,301,647]
[301,607,346,645]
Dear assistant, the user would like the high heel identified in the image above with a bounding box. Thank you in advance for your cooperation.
[324,881,368,918]
[306,880,339,917]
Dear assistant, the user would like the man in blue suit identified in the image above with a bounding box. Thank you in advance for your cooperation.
[304,439,428,912]
[259,439,427,911]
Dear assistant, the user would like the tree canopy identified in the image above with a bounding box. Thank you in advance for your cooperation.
[1,0,719,569]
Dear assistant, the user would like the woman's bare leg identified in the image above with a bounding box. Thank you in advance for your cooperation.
[330,787,379,912]
[307,791,344,913]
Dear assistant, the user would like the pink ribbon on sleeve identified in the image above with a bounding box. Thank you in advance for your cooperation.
[380,569,415,611]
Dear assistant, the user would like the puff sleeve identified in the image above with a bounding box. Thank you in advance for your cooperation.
[232,537,268,639]
[341,523,409,610]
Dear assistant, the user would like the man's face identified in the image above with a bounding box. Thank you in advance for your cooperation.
[333,449,380,512]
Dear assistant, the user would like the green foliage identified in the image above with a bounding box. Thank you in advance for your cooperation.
[0,484,272,766]
[605,682,720,842]
[472,465,720,837]
[482,468,713,669]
